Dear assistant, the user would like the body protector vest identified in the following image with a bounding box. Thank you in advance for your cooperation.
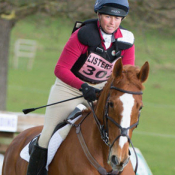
[71,19,134,84]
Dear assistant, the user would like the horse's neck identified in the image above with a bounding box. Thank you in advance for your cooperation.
[81,96,109,160]
[78,85,111,167]
[81,114,109,164]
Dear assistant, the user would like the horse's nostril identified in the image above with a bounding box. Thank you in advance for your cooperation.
[111,155,119,165]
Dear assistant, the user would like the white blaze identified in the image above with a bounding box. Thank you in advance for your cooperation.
[119,94,134,149]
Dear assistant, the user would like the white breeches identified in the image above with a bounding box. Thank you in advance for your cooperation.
[38,78,106,148]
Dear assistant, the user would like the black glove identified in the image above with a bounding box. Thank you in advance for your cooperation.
[80,83,100,102]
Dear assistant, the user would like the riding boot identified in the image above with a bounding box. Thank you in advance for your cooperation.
[26,140,48,175]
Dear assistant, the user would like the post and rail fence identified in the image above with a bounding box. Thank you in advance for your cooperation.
[0,111,44,154]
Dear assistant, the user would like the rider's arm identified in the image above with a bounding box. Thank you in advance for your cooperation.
[54,30,88,89]
[121,44,135,66]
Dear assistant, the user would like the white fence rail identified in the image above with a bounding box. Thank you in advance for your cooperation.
[0,111,44,154]
[13,39,37,70]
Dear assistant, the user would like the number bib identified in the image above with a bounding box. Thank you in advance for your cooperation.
[77,52,116,84]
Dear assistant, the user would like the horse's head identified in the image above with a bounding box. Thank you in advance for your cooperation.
[96,58,149,172]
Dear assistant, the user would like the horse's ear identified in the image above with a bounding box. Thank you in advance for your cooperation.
[137,61,149,83]
[112,58,123,78]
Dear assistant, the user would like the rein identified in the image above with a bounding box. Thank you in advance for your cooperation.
[74,86,143,175]
[76,125,119,175]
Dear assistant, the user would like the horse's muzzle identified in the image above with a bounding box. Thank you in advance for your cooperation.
[111,155,120,165]
[110,155,130,172]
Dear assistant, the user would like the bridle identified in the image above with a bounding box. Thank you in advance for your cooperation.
[98,85,143,145]
[89,85,142,172]
[73,84,143,175]
[102,85,143,146]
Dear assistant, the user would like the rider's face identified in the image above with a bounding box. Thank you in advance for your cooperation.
[98,14,122,34]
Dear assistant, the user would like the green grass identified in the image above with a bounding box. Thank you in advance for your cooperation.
[7,14,175,175]
[8,14,73,113]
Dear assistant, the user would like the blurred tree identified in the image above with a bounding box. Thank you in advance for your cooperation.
[0,0,175,110]
[0,0,91,111]
[0,0,68,110]
[129,0,175,29]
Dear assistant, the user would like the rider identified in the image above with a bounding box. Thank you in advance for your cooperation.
[27,0,135,174]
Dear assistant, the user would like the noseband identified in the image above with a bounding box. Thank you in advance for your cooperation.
[88,85,143,174]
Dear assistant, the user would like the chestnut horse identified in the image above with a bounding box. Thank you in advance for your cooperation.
[2,58,149,175]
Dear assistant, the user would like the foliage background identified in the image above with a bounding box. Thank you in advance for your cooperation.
[1,0,175,109]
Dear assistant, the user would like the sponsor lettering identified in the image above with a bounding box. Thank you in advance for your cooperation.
[0,114,18,132]
[111,10,121,14]
[79,52,116,82]
[87,55,113,70]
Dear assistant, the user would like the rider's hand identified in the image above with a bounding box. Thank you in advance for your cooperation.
[80,83,100,102]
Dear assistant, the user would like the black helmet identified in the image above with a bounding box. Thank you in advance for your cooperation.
[94,0,129,17]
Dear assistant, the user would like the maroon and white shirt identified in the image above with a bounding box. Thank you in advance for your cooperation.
[54,22,135,89]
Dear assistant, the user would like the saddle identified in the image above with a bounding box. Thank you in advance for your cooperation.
[28,110,82,154]
[20,104,86,170]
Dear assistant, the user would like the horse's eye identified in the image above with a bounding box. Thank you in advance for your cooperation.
[108,102,114,108]
[139,106,143,111]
